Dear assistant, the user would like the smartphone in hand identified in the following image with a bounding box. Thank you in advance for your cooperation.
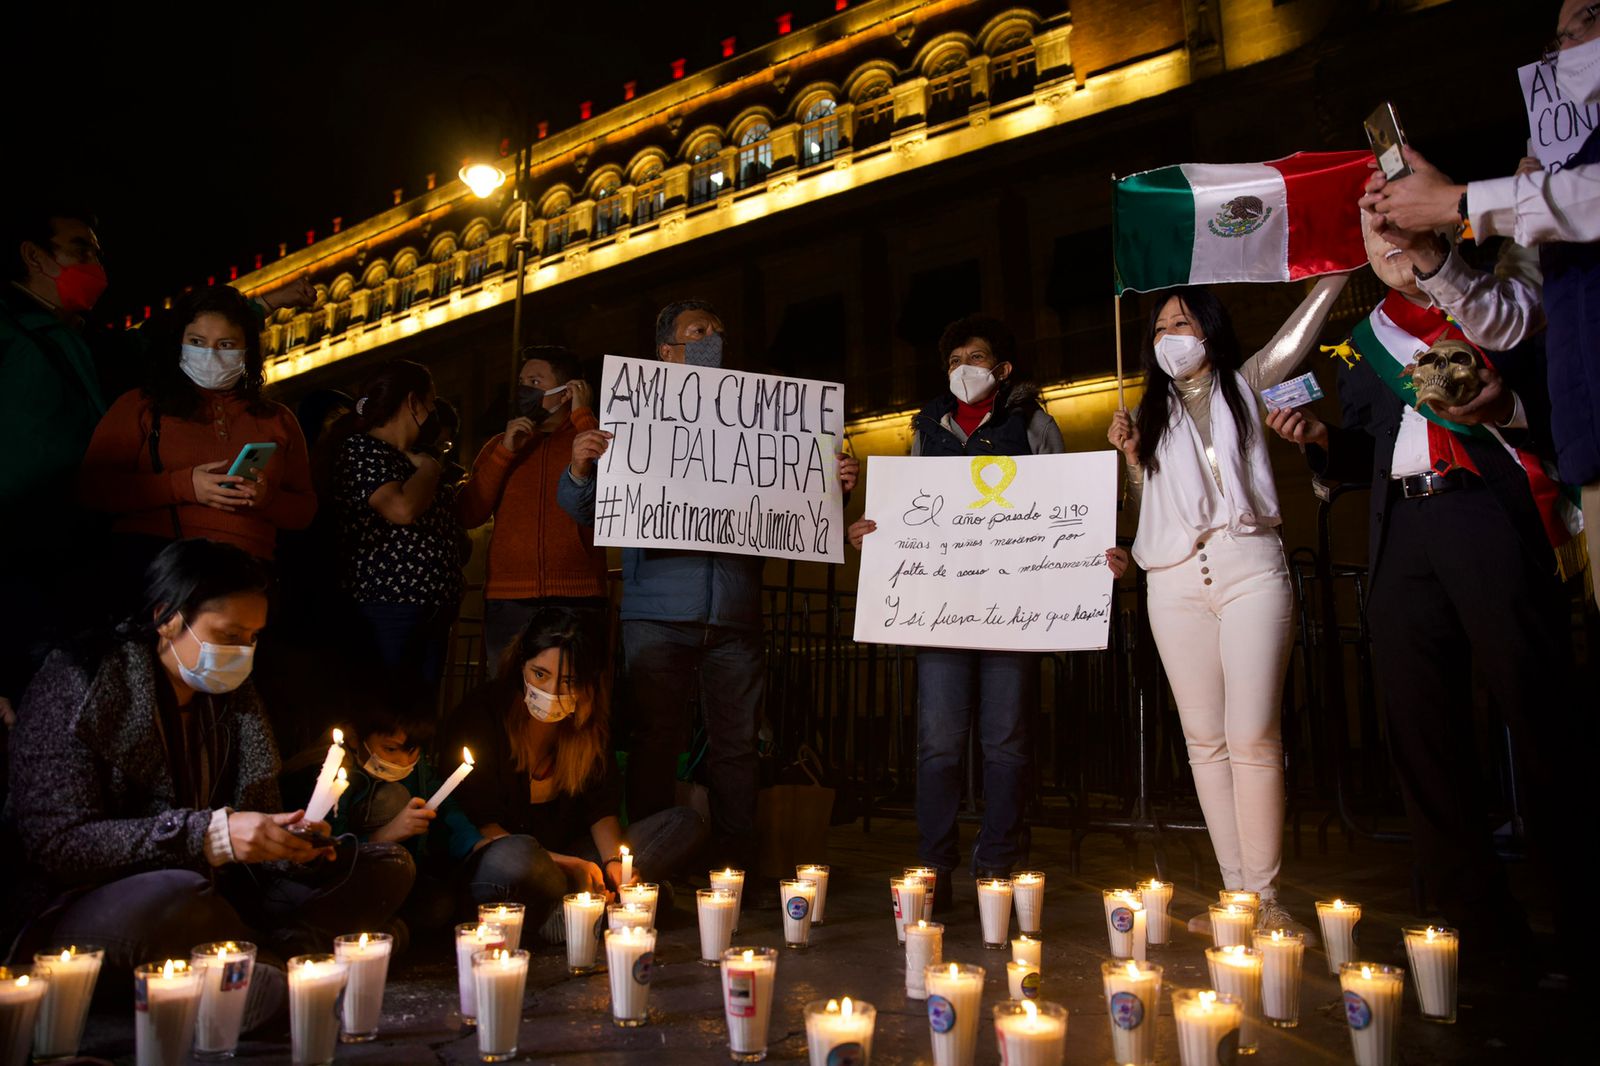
[1364,102,1411,181]
[223,441,277,489]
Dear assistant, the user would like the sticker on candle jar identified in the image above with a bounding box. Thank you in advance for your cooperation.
[1218,1027,1240,1064]
[134,974,149,1012]
[1110,906,1135,933]
[1020,971,1041,999]
[1343,990,1373,1030]
[892,889,902,918]
[1110,990,1145,1029]
[827,1041,865,1066]
[632,952,655,985]
[927,993,956,1033]
[726,969,756,1017]
[221,960,250,991]
[787,896,810,921]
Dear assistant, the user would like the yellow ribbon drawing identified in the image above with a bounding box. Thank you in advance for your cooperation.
[968,455,1017,509]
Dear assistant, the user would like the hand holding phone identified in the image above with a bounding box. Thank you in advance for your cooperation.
[224,442,278,486]
[1365,102,1412,181]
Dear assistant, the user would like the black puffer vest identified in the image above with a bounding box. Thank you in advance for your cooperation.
[911,384,1042,457]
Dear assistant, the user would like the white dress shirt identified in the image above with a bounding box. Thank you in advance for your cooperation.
[1469,162,1600,246]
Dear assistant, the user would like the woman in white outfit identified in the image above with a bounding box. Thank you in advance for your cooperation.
[1106,277,1345,935]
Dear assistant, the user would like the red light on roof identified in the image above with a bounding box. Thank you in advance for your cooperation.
[721,37,736,58]
[777,13,791,33]
[392,188,403,205]
[498,137,510,157]
[624,80,636,101]
[306,229,316,246]
[333,216,342,233]
[580,100,592,120]
[254,254,263,269]
[143,306,151,319]
[426,172,436,190]
[278,242,288,257]
[836,0,847,10]
[537,121,548,139]
[229,266,238,281]
[670,58,686,80]
[206,276,215,287]
[124,314,133,328]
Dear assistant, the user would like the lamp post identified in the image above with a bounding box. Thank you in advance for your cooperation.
[459,138,532,405]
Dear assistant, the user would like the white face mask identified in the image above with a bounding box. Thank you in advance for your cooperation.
[362,745,418,783]
[949,364,998,404]
[1154,333,1209,380]
[180,343,247,390]
[524,680,577,723]
[1555,32,1600,107]
[169,618,254,694]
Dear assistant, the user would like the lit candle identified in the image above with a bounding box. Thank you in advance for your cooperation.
[333,932,392,1043]
[1172,989,1242,1066]
[425,747,475,811]
[696,889,738,965]
[710,868,745,933]
[905,920,944,1000]
[1207,904,1254,949]
[1218,889,1260,912]
[327,767,349,817]
[1102,889,1140,958]
[797,864,830,926]
[1011,871,1045,936]
[780,878,818,949]
[1204,945,1263,1053]
[891,876,927,944]
[1006,960,1041,1002]
[1338,963,1404,1066]
[1402,925,1458,1024]
[0,966,48,1066]
[604,927,656,1027]
[1011,935,1042,972]
[478,903,526,953]
[992,999,1067,1066]
[1138,878,1173,944]
[608,903,653,933]
[1129,903,1148,962]
[924,962,985,1066]
[619,844,633,886]
[31,945,103,1060]
[904,866,938,922]
[976,879,1014,949]
[190,940,256,1058]
[472,948,528,1061]
[133,959,202,1066]
[804,997,876,1066]
[454,922,506,1023]
[721,947,779,1060]
[302,728,346,824]
[1252,929,1305,1028]
[619,882,659,929]
[1101,959,1161,1066]
[1315,899,1361,975]
[563,893,606,974]
[287,954,348,1066]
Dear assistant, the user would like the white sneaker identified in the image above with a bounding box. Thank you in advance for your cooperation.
[1256,899,1319,947]
[538,905,567,945]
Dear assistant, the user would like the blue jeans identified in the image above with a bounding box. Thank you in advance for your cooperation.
[915,649,1037,874]
[357,601,455,687]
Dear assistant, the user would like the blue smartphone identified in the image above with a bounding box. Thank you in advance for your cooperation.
[224,442,278,485]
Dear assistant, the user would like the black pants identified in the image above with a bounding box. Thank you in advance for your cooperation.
[1366,481,1577,950]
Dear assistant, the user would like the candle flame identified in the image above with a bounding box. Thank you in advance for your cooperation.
[463,747,474,766]
[577,892,591,904]
[917,920,927,929]
[16,975,28,987]
[336,767,347,783]
[742,949,754,964]
[1126,961,1141,979]
[841,996,854,1017]
[1199,991,1216,1010]
[59,950,71,963]
[1130,901,1144,912]
[332,728,344,745]
[1361,965,1373,979]
[1270,930,1284,942]
[826,998,839,1013]
[1425,926,1437,942]
[1021,999,1038,1020]
[1333,899,1345,909]
[948,963,959,978]
[474,923,495,939]
[359,932,369,948]
[620,845,630,857]
[162,960,181,978]
[1224,945,1244,957]
[1150,879,1163,888]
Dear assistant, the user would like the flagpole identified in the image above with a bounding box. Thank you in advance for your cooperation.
[1111,171,1125,410]
[1114,292,1125,410]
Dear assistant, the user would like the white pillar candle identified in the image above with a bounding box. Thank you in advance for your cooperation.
[0,966,47,1066]
[1011,872,1045,936]
[1338,963,1405,1066]
[1252,929,1305,1028]
[1102,890,1140,958]
[190,940,256,1059]
[604,927,656,1027]
[1011,935,1042,972]
[1130,904,1148,962]
[1402,925,1458,1024]
[797,864,830,925]
[425,747,475,811]
[1101,959,1161,1066]
[455,922,507,1023]
[1137,878,1173,944]
[1006,960,1041,1002]
[1205,945,1263,1053]
[905,920,944,1000]
[904,866,938,922]
[697,889,739,965]
[1315,899,1361,975]
[562,893,606,974]
[710,868,746,933]
[32,944,103,1060]
[619,882,659,930]
[609,903,653,933]
[721,947,779,1061]
[992,1000,1067,1066]
[333,932,392,1043]
[780,878,818,949]
[924,962,985,1066]
[977,879,1013,949]
[619,844,633,886]
[1208,904,1255,949]
[327,767,350,817]
[1218,890,1260,911]
[805,997,875,1066]
[472,948,528,1062]
[302,728,346,824]
[1173,989,1242,1066]
[477,903,525,953]
[287,954,349,1066]
[891,876,927,944]
[134,960,201,1066]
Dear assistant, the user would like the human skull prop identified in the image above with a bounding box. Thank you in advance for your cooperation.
[1409,338,1483,411]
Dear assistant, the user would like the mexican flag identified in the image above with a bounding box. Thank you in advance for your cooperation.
[1113,151,1372,294]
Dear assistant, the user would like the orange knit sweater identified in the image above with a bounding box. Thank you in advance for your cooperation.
[457,409,608,600]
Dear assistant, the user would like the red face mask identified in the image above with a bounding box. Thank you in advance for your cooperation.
[52,260,109,313]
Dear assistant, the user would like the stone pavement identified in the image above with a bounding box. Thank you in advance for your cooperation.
[73,817,1566,1064]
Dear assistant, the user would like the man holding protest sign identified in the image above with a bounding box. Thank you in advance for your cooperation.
[559,299,859,874]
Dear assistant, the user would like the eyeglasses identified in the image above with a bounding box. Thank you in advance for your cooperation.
[1543,3,1599,66]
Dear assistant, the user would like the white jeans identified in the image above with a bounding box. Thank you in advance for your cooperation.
[1146,530,1294,896]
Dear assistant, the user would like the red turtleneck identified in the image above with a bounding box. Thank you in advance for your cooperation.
[954,393,996,437]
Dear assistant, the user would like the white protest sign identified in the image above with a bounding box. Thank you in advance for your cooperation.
[592,354,846,563]
[852,452,1119,652]
[1519,59,1599,171]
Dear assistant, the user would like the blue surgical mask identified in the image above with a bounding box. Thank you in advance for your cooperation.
[169,618,255,694]
[683,333,724,368]
[179,343,247,390]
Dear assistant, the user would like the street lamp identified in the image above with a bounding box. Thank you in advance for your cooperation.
[460,146,532,404]
[459,162,507,199]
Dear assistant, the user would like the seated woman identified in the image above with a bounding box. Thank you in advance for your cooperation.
[444,605,705,937]
[4,539,414,1027]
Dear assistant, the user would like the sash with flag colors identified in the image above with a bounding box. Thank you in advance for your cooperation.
[1113,151,1372,294]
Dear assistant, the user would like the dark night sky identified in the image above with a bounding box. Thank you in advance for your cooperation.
[7,0,812,319]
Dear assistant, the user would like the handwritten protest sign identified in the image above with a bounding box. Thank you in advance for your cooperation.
[592,354,846,563]
[852,452,1119,652]
[1519,59,1599,171]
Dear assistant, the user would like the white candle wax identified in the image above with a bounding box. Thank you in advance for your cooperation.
[472,949,528,1061]
[333,932,392,1043]
[905,920,944,1000]
[327,767,349,818]
[0,967,47,1066]
[1101,959,1161,1066]
[1006,960,1041,1002]
[805,997,876,1066]
[1138,879,1173,944]
[1011,871,1045,936]
[619,844,633,886]
[303,728,346,824]
[563,893,606,973]
[1102,890,1140,958]
[134,960,201,1066]
[478,903,526,953]
[1253,929,1305,1028]
[697,889,738,965]
[190,940,256,1057]
[797,864,830,925]
[1315,899,1361,975]
[287,954,348,1066]
[1173,989,1242,1066]
[609,903,653,933]
[618,882,660,930]
[454,922,507,1022]
[780,878,818,948]
[1219,889,1260,911]
[977,879,1014,949]
[425,747,475,810]
[1205,945,1263,1053]
[1011,935,1042,971]
[722,947,779,1057]
[892,877,927,944]
[992,1000,1067,1066]
[710,868,745,933]
[924,962,985,1066]
[1339,963,1404,1066]
[905,866,938,922]
[1130,905,1148,962]
[32,945,103,1060]
[1402,925,1458,1024]
[604,927,656,1026]
[1208,904,1254,949]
